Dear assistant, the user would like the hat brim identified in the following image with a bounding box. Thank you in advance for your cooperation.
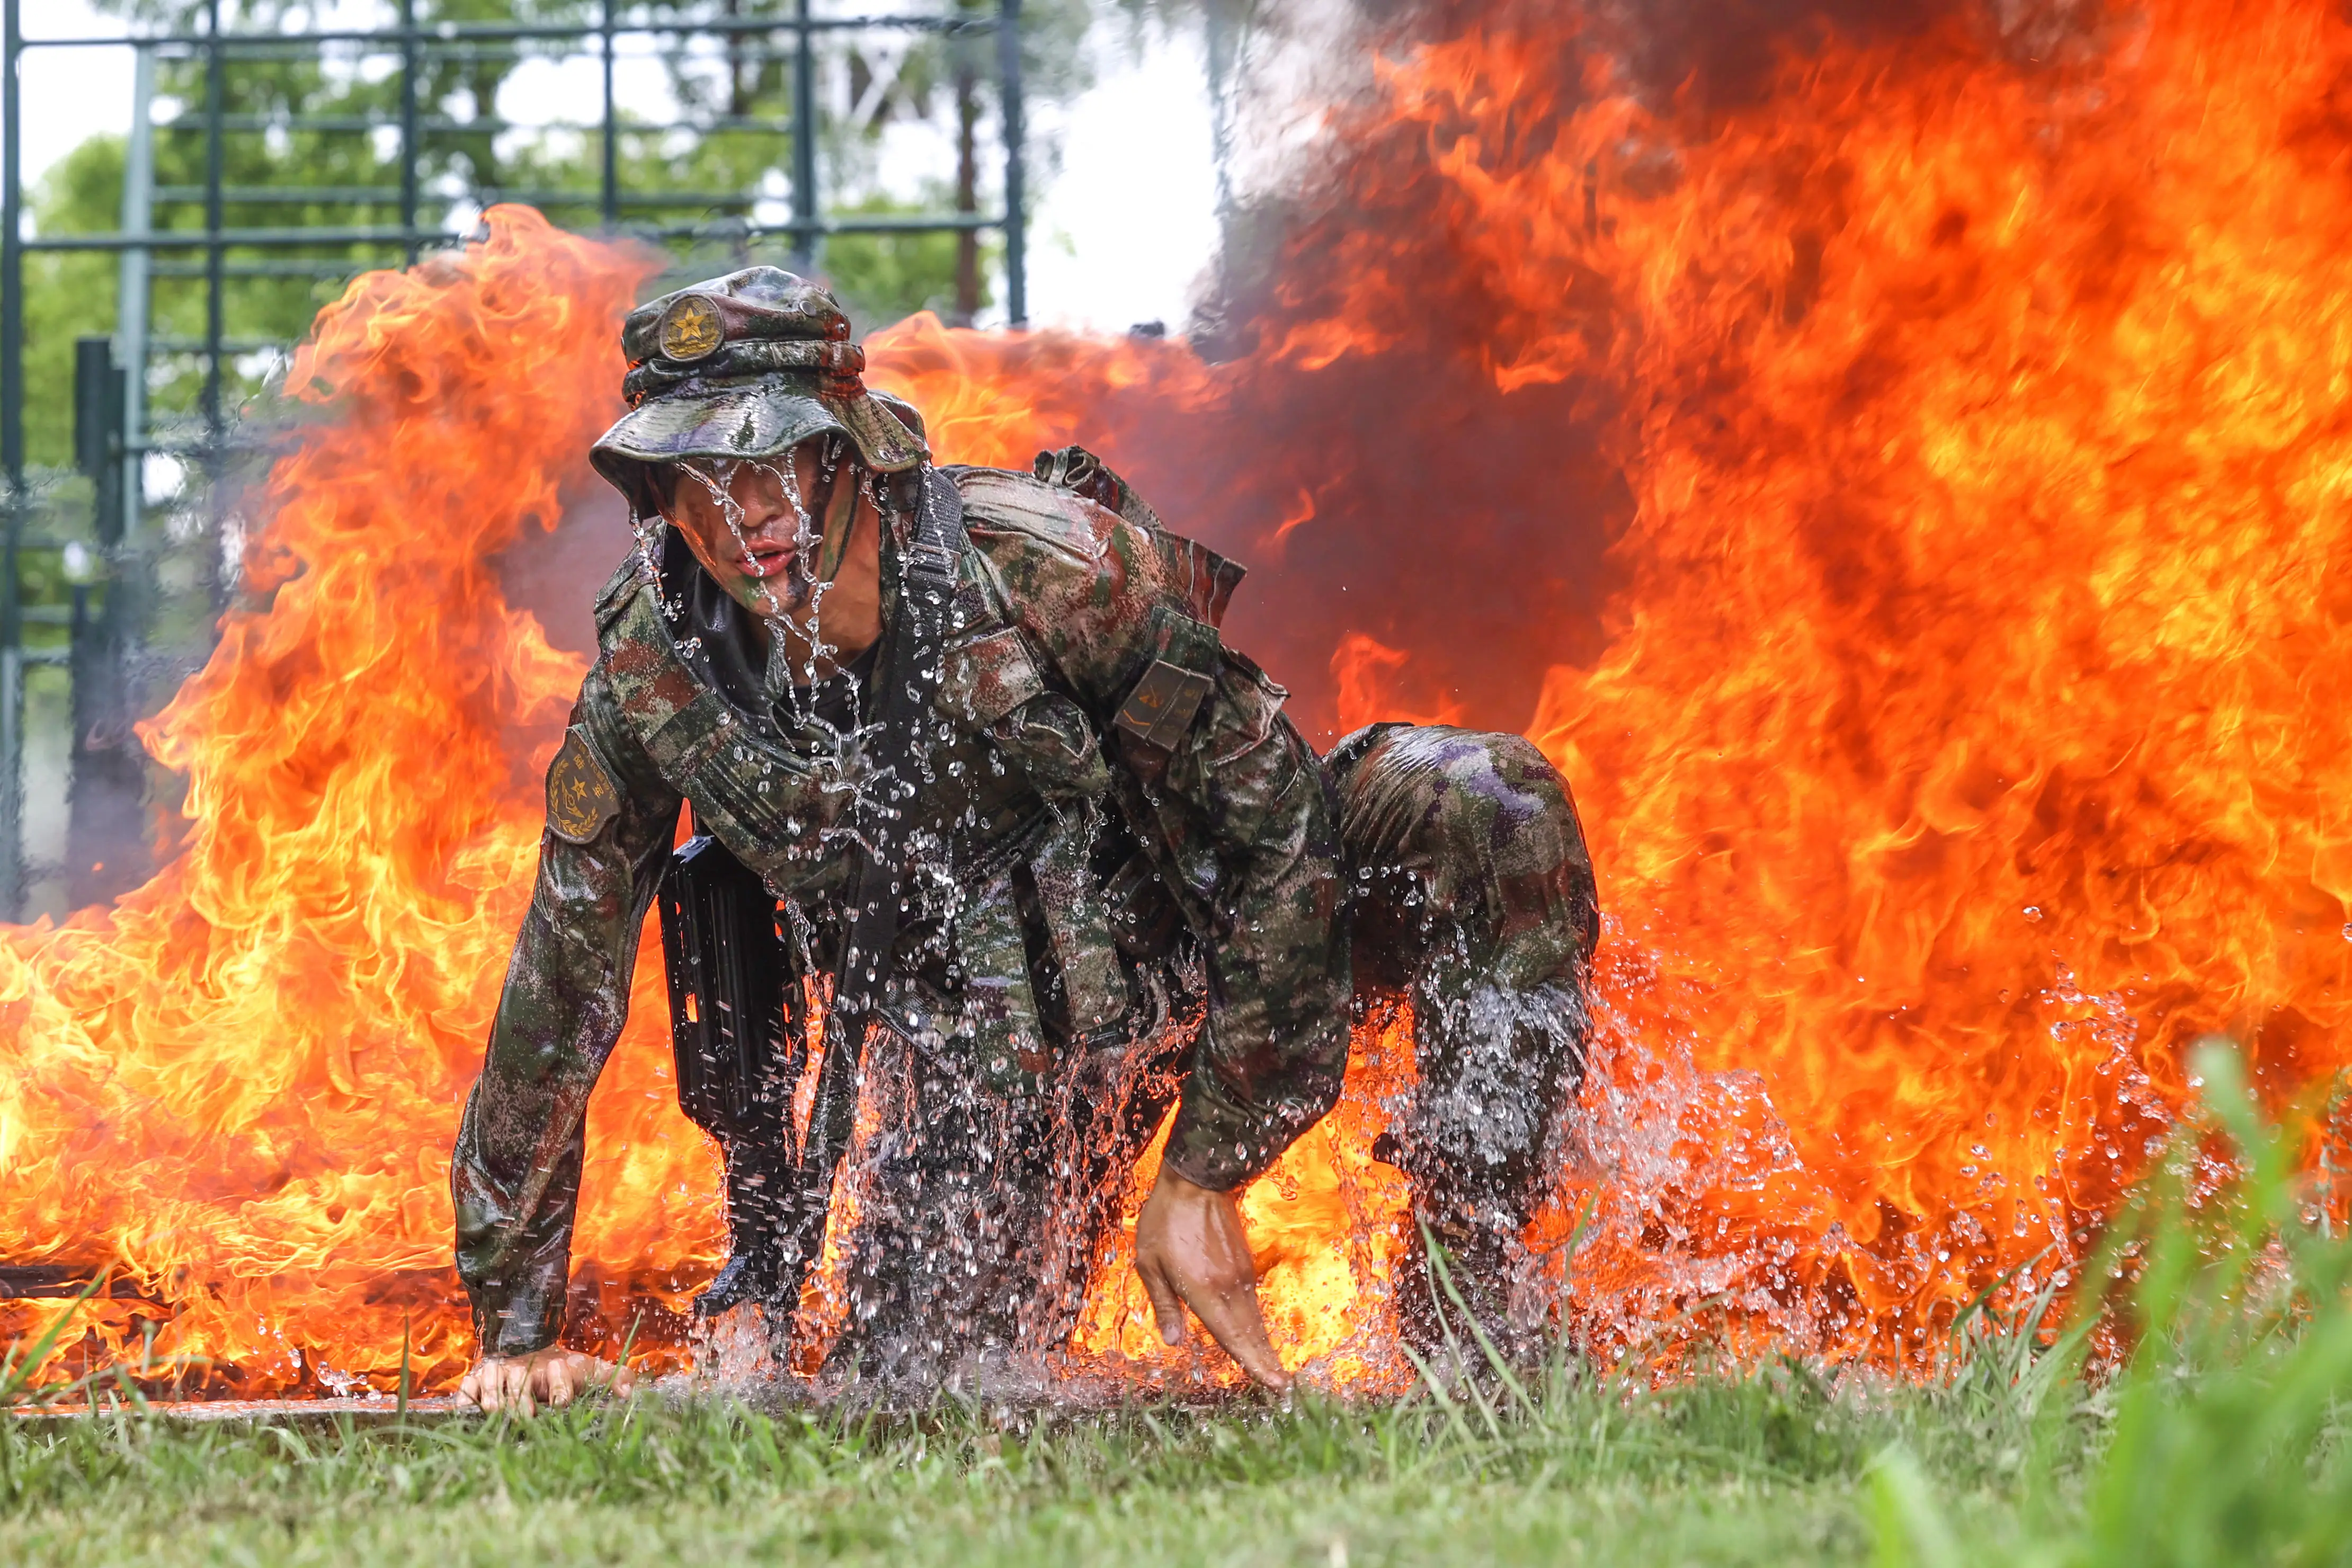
[591,374,926,516]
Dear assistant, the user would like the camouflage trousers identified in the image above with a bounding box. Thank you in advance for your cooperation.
[825,724,1600,1382]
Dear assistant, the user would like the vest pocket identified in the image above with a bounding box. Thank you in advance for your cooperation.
[941,624,1047,729]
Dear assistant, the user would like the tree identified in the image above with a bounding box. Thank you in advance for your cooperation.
[15,0,1117,474]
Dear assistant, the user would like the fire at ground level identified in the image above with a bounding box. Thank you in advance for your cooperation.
[11,0,2352,1397]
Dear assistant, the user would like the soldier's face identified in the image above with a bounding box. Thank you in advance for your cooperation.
[661,443,831,617]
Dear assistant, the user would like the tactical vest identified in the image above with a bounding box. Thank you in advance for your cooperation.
[584,457,1242,1095]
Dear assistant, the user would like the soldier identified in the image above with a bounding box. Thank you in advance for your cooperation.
[452,268,1599,1414]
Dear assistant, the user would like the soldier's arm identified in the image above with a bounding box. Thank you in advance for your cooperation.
[1148,671,1352,1190]
[451,672,681,1356]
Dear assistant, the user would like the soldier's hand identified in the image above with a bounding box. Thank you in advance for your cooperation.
[1134,1168,1291,1391]
[458,1348,634,1417]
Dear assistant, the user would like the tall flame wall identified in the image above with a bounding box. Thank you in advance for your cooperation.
[5,0,2351,1389]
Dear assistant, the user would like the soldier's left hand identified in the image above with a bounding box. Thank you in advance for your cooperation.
[1134,1168,1291,1391]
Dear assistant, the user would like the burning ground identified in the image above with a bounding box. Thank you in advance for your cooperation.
[8,0,2352,1397]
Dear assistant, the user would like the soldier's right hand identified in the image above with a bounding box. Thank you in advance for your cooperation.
[1134,1168,1292,1392]
[458,1348,633,1416]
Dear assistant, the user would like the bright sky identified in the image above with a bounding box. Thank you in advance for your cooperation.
[12,0,1225,333]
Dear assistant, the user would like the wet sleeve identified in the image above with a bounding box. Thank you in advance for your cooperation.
[1151,661,1353,1191]
[450,677,680,1357]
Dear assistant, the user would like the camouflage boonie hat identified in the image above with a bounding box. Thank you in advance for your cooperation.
[591,266,928,518]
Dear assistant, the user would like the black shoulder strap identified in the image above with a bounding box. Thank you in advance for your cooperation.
[830,465,963,1025]
[780,467,963,1306]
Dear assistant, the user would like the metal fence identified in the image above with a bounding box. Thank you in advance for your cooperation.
[0,0,1029,919]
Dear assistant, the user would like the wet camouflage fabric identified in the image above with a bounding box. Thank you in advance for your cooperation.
[589,265,927,522]
[451,459,1600,1359]
[829,723,1602,1379]
[1329,723,1598,1344]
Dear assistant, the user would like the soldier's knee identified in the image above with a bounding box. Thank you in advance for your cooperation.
[1417,729,1598,986]
[1446,732,1577,866]
[1335,724,1601,993]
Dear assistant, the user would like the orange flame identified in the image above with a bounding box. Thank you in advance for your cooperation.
[10,0,2352,1392]
[1331,632,1466,735]
[0,212,715,1392]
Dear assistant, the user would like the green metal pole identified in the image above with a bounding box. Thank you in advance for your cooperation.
[1,0,25,919]
[202,0,228,617]
[1,0,20,489]
[996,0,1024,327]
[600,0,618,226]
[202,0,225,439]
[791,0,816,269]
[399,0,419,262]
[119,44,154,543]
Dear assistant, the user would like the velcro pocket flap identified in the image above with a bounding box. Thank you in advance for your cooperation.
[941,625,1047,730]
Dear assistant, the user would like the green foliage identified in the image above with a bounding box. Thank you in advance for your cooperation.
[16,0,1113,473]
[1873,1039,2352,1567]
[21,140,126,470]
[824,190,1001,326]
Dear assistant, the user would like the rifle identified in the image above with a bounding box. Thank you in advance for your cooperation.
[657,829,802,1317]
[658,467,963,1341]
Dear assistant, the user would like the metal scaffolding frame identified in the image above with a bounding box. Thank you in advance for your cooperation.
[0,0,1029,919]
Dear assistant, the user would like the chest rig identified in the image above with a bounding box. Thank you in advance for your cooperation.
[595,469,1143,1120]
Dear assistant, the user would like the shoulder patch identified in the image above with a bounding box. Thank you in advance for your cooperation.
[1113,608,1221,751]
[1115,659,1214,751]
[546,725,622,844]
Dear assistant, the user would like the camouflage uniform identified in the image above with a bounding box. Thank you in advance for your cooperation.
[451,270,1599,1371]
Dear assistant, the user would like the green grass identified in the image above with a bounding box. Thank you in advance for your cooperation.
[4,1040,2349,1567]
[0,1372,1998,1566]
